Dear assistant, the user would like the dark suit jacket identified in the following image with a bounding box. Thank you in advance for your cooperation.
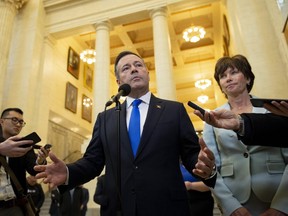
[60,186,83,216]
[27,182,45,211]
[81,187,89,215]
[9,150,39,197]
[49,189,61,216]
[241,113,288,147]
[93,175,108,207]
[65,94,216,216]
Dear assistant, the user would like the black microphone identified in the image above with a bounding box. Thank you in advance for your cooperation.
[105,84,131,107]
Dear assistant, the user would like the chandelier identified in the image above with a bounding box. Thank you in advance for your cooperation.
[197,95,209,104]
[195,79,211,104]
[80,33,96,64]
[183,26,206,43]
[80,49,96,64]
[83,97,93,107]
[195,79,211,90]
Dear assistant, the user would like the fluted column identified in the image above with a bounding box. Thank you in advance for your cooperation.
[93,21,111,119]
[226,0,288,98]
[150,7,176,100]
[36,35,57,145]
[0,0,27,109]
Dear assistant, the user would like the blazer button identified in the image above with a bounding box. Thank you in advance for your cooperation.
[243,152,249,158]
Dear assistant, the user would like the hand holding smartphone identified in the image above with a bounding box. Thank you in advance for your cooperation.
[33,144,52,150]
[44,144,52,150]
[250,98,288,107]
[19,132,41,148]
[187,101,206,116]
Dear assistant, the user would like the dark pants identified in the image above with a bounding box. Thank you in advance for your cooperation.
[0,206,24,216]
[187,190,214,216]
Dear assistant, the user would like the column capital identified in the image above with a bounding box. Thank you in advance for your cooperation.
[44,34,57,47]
[94,20,112,32]
[0,0,28,10]
[149,7,168,19]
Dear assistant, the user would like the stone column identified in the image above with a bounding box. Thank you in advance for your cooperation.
[226,0,288,98]
[36,35,57,145]
[93,21,111,119]
[150,7,176,100]
[0,0,27,109]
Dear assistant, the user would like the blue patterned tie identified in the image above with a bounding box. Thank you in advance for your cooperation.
[129,99,142,157]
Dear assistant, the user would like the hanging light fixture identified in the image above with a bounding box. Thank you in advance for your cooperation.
[183,26,206,43]
[80,33,96,64]
[197,95,209,104]
[195,79,211,103]
[83,97,93,107]
[80,49,96,64]
[195,79,211,90]
[194,54,210,104]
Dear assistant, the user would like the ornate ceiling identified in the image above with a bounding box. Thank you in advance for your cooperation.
[45,0,227,131]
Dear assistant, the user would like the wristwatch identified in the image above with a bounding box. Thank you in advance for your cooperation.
[205,164,216,180]
[236,115,245,136]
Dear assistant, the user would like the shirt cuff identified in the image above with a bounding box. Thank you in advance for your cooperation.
[233,115,245,136]
[64,166,69,185]
[205,164,217,180]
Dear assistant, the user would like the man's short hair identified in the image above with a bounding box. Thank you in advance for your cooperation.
[1,108,23,118]
[114,51,142,78]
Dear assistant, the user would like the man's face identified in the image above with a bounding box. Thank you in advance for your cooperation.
[116,54,150,94]
[0,111,24,138]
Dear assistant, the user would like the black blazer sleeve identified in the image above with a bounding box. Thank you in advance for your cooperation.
[240,113,288,147]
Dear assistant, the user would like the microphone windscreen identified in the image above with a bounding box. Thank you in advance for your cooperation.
[118,84,131,96]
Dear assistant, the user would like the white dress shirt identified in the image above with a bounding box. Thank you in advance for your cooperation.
[126,92,151,136]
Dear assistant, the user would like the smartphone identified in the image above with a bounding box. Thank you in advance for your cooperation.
[19,132,41,148]
[44,144,52,150]
[187,101,206,116]
[250,98,288,107]
[33,144,52,150]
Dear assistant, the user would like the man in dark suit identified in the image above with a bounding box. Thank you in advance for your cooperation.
[0,108,49,215]
[49,188,61,216]
[59,186,84,216]
[26,175,45,215]
[80,185,89,216]
[35,51,216,216]
[93,175,107,207]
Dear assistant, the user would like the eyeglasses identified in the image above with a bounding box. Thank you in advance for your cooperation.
[2,117,26,127]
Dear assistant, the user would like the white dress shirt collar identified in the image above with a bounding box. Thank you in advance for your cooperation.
[126,91,151,107]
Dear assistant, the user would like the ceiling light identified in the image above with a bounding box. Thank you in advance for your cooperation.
[80,33,96,64]
[70,127,79,132]
[83,97,93,107]
[197,95,209,104]
[51,117,62,124]
[80,49,96,64]
[195,79,211,90]
[183,26,206,43]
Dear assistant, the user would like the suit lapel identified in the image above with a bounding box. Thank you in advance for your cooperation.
[119,101,135,159]
[135,95,165,159]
